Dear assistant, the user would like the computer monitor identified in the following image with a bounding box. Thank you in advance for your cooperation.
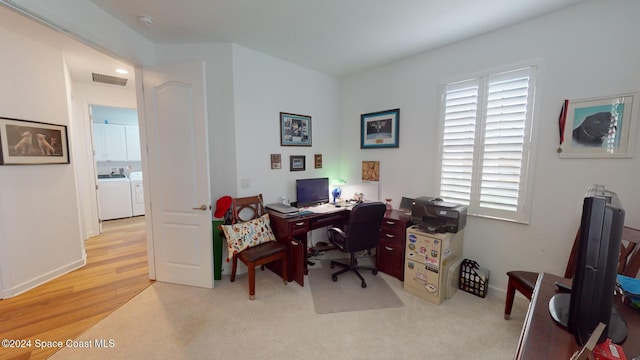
[549,184,627,346]
[296,177,330,208]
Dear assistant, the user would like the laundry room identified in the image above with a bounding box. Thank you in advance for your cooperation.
[92,105,145,220]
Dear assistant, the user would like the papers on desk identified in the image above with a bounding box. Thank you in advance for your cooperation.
[307,203,345,214]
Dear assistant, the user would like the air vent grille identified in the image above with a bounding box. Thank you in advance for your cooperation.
[92,73,128,86]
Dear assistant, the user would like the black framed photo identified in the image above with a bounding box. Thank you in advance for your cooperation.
[0,117,70,165]
[290,155,305,171]
[360,108,400,149]
[280,112,311,146]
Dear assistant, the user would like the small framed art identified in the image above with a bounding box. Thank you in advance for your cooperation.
[280,112,311,146]
[0,117,70,165]
[361,108,400,149]
[558,94,636,158]
[314,154,322,169]
[270,154,282,169]
[290,155,305,171]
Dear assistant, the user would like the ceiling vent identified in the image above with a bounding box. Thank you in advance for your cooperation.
[92,73,128,86]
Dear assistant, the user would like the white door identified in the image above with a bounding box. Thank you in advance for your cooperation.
[142,61,213,288]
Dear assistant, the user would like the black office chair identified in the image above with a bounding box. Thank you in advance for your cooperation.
[328,201,387,288]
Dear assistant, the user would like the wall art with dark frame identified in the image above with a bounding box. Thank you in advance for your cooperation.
[361,108,400,149]
[0,117,70,165]
[280,112,311,146]
[289,155,305,171]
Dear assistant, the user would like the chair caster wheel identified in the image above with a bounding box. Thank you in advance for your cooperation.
[361,282,367,288]
[332,275,338,282]
[372,270,378,275]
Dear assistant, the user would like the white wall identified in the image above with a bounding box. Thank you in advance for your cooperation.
[0,19,84,298]
[340,0,640,292]
[231,45,342,204]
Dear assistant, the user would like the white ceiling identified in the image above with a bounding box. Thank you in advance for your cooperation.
[4,0,585,89]
[87,0,583,77]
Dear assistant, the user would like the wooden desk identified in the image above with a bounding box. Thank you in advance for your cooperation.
[268,208,349,286]
[515,272,640,359]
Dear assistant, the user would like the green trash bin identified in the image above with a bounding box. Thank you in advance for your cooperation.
[212,220,224,280]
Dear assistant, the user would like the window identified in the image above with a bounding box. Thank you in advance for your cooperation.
[437,66,536,223]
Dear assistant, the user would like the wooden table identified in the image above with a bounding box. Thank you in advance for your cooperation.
[515,272,640,359]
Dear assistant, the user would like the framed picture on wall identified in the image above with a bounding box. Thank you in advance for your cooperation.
[290,155,305,171]
[559,94,636,158]
[361,108,400,149]
[270,154,282,169]
[280,112,311,146]
[0,117,70,165]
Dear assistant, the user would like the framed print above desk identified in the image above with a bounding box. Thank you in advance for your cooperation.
[280,112,311,146]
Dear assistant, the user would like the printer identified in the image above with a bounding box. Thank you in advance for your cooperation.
[411,196,467,233]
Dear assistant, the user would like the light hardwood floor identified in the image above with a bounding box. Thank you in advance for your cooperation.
[0,217,153,360]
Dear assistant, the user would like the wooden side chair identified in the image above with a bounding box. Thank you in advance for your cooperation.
[222,194,288,300]
[504,226,640,320]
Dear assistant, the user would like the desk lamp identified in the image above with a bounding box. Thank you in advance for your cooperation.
[331,179,347,204]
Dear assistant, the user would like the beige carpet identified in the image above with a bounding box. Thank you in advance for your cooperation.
[50,265,529,360]
[308,260,404,314]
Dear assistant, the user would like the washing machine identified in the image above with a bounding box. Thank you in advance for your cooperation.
[97,177,133,220]
[129,171,145,216]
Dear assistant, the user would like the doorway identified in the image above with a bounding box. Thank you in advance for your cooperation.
[90,105,145,229]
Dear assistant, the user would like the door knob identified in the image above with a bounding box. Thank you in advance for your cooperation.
[193,204,208,211]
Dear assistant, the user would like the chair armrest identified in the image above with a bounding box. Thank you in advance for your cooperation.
[328,226,346,238]
[328,227,347,251]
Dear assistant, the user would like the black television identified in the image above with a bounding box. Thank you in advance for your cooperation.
[549,184,627,346]
[296,177,330,208]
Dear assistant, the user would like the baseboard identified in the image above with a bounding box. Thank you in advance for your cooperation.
[1,255,86,299]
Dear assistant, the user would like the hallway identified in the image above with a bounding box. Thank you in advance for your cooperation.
[0,217,152,360]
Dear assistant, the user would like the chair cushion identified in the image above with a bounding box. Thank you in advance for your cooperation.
[507,270,539,290]
[221,213,276,260]
[238,241,288,263]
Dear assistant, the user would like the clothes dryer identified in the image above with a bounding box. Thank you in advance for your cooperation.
[129,171,145,216]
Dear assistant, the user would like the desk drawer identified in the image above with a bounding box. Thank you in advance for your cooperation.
[378,236,403,253]
[288,219,309,235]
[381,219,406,236]
[377,238,405,281]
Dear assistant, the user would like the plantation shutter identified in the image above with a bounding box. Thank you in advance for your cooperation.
[440,79,479,206]
[438,66,536,223]
[479,68,532,212]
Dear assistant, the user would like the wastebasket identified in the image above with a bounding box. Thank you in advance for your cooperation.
[212,220,224,280]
